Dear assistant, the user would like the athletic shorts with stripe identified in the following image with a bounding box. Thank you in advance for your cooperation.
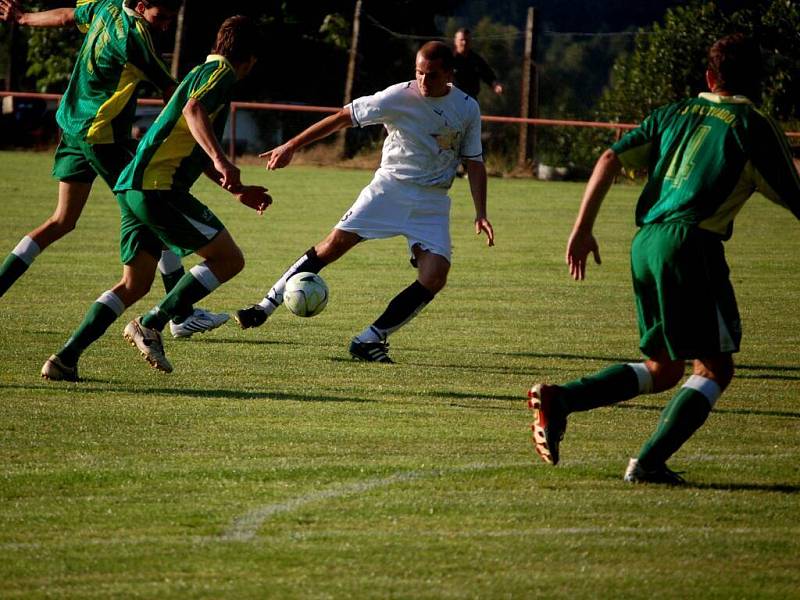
[335,171,453,263]
[631,222,741,360]
[117,189,225,265]
[52,133,137,188]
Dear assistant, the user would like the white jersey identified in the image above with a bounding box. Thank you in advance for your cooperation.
[348,81,483,189]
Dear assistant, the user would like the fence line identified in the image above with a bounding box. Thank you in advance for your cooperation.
[2,91,798,165]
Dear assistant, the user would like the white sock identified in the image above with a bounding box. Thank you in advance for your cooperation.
[158,250,183,275]
[355,326,385,344]
[96,290,126,316]
[12,236,41,266]
[627,362,654,394]
[189,263,220,292]
[682,374,722,408]
[257,295,280,315]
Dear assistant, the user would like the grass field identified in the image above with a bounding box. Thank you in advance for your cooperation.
[1,150,798,598]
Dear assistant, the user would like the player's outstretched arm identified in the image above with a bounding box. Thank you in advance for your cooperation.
[260,107,354,171]
[566,148,622,280]
[465,159,495,246]
[0,0,74,26]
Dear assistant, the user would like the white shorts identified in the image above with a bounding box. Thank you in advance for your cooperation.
[335,171,452,262]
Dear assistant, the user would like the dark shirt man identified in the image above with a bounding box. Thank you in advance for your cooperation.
[452,28,503,101]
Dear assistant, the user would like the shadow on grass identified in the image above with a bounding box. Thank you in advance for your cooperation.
[685,482,800,494]
[176,337,306,347]
[505,352,800,377]
[331,357,565,377]
[504,351,639,363]
[616,402,800,419]
[0,383,373,403]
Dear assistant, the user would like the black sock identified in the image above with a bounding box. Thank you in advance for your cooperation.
[372,281,435,335]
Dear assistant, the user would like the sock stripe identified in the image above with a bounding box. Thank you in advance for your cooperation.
[189,263,220,292]
[12,236,41,266]
[682,375,722,408]
[627,363,654,394]
[96,291,126,317]
[158,250,183,274]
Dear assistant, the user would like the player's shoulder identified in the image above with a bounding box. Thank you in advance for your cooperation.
[384,81,417,96]
[742,104,790,145]
[448,85,480,114]
[186,55,235,82]
[78,0,123,32]
[654,98,693,119]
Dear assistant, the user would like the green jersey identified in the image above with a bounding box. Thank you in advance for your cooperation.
[56,0,174,145]
[612,93,800,238]
[114,55,236,193]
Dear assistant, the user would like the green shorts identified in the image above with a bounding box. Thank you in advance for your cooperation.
[630,222,741,360]
[117,189,225,265]
[52,133,136,188]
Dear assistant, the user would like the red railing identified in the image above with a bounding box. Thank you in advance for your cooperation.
[2,90,798,164]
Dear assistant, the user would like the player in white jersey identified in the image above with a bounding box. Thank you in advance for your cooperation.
[235,41,495,362]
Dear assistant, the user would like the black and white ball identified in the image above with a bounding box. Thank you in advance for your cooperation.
[284,272,329,317]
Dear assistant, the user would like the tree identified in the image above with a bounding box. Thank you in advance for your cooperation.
[24,19,80,92]
[600,0,800,124]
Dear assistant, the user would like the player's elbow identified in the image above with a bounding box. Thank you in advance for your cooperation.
[182,98,204,120]
[597,149,622,175]
[59,9,76,26]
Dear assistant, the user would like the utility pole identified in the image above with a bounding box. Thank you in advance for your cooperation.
[170,0,186,78]
[5,20,16,91]
[517,7,536,171]
[339,0,362,156]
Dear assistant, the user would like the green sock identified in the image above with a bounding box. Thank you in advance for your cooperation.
[561,364,641,413]
[141,271,212,331]
[160,266,185,294]
[0,254,30,298]
[57,301,121,366]
[637,387,712,469]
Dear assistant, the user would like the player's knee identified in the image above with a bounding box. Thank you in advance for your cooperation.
[231,250,245,275]
[694,358,734,390]
[221,247,245,278]
[420,271,447,294]
[647,359,685,392]
[118,275,153,304]
[47,214,78,235]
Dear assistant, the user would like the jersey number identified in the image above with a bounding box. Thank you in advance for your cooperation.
[665,125,711,187]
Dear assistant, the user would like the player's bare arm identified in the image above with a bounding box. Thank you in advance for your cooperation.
[0,0,75,26]
[465,159,494,246]
[261,107,354,171]
[183,98,240,191]
[566,148,622,280]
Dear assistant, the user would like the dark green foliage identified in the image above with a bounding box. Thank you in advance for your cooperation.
[601,0,800,123]
[24,21,81,92]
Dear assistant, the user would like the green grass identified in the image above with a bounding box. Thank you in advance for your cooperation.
[1,150,798,598]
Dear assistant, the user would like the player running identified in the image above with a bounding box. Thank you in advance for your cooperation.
[234,41,495,363]
[0,0,228,337]
[41,15,269,381]
[527,34,800,483]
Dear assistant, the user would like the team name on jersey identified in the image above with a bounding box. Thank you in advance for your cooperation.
[680,103,736,125]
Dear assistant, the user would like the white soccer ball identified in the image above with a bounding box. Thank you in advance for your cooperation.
[284,272,329,317]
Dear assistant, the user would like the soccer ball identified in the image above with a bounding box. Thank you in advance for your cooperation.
[284,272,329,317]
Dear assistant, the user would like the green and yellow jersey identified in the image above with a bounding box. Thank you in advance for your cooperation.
[56,0,174,145]
[612,93,800,238]
[114,55,236,193]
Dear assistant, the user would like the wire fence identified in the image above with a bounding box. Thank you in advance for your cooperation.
[1,90,798,172]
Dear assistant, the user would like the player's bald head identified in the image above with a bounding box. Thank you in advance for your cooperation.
[418,41,454,72]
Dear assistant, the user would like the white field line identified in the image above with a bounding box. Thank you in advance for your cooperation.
[221,463,525,542]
